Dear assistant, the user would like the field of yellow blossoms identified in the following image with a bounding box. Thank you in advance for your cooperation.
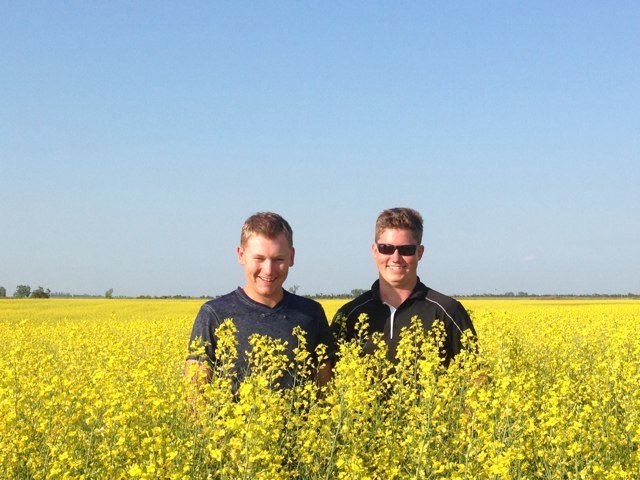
[2,297,640,479]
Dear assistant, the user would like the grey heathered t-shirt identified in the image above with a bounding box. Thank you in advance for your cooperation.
[187,287,335,388]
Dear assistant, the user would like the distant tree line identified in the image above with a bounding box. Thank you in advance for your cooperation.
[135,295,213,299]
[1,285,637,300]
[49,292,104,298]
[455,291,640,299]
[305,289,366,299]
[2,285,52,298]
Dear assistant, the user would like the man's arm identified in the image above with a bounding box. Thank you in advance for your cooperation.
[183,359,212,383]
[184,303,218,412]
[317,360,332,386]
[183,359,212,416]
[185,304,218,376]
[313,301,337,386]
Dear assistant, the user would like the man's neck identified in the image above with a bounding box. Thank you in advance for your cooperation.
[378,279,417,308]
[242,287,283,308]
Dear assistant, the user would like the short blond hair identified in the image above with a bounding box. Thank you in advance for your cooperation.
[375,207,423,243]
[240,212,293,247]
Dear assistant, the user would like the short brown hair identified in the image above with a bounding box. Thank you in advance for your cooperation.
[375,207,423,243]
[240,212,293,247]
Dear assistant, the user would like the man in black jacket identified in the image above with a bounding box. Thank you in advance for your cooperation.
[331,207,476,365]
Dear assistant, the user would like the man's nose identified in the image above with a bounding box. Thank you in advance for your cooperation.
[390,249,403,261]
[262,260,274,274]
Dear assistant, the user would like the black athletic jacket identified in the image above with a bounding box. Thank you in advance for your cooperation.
[331,278,476,365]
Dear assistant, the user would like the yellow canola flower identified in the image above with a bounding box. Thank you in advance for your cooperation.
[1,298,640,479]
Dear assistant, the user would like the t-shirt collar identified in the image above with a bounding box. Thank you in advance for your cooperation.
[235,286,287,310]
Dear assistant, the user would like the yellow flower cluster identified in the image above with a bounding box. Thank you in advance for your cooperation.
[1,298,640,479]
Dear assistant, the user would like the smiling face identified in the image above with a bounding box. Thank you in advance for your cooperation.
[372,228,424,291]
[238,233,295,307]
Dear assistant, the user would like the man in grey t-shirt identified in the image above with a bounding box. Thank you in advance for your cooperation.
[185,212,334,390]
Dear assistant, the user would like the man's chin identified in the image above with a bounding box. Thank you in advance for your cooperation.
[382,273,407,283]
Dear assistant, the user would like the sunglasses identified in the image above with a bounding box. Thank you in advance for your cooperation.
[376,243,419,256]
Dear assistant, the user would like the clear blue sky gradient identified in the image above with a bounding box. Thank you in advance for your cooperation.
[2,2,639,297]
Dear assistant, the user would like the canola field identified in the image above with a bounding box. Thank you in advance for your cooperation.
[1,298,640,479]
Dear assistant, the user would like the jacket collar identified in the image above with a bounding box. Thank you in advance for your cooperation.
[370,277,429,303]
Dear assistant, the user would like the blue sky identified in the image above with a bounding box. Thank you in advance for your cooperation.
[2,2,639,297]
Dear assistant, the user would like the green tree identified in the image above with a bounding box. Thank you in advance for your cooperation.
[14,285,31,298]
[0,286,6,298]
[31,286,51,298]
[105,288,114,299]
[288,285,300,295]
[350,288,365,298]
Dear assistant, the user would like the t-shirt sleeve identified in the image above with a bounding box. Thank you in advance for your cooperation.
[186,303,218,366]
